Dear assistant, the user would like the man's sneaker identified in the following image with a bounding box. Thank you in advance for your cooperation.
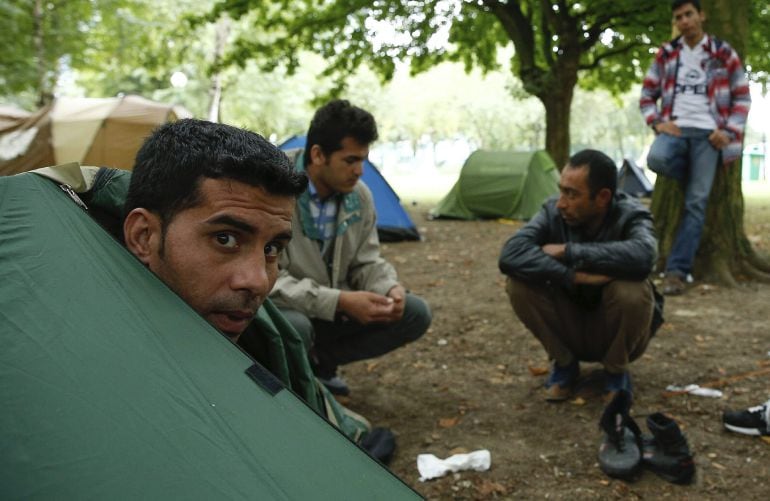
[662,273,686,296]
[318,375,351,396]
[544,360,579,402]
[723,399,770,436]
[604,371,633,403]
[359,427,396,465]
[598,390,642,480]
[642,413,695,484]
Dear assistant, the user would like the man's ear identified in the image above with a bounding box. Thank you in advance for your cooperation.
[596,188,613,208]
[309,144,326,167]
[123,208,163,266]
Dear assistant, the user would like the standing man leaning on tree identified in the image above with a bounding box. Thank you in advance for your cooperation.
[640,0,751,295]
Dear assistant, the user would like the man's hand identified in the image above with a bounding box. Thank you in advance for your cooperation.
[338,290,396,324]
[654,121,681,137]
[386,284,407,321]
[708,129,731,150]
[574,271,613,285]
[542,243,566,261]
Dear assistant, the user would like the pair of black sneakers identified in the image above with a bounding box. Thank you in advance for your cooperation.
[598,391,695,484]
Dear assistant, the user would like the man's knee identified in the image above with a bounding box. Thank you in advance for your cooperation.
[401,294,431,342]
[505,277,549,320]
[278,308,315,350]
[604,280,652,304]
[603,280,654,321]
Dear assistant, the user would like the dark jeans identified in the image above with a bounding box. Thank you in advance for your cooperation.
[646,127,720,277]
[279,293,431,377]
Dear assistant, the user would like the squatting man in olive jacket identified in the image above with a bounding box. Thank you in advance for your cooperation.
[271,100,432,396]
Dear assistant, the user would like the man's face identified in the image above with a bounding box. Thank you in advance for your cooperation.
[125,178,294,340]
[673,3,705,43]
[555,165,607,228]
[310,136,369,198]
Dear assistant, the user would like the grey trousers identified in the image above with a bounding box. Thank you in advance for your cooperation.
[279,293,431,377]
[506,277,654,373]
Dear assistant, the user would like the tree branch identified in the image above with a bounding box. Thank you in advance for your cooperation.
[578,40,646,70]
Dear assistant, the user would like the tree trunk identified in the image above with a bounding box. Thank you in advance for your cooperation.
[650,0,770,284]
[207,16,231,123]
[33,0,52,107]
[540,89,573,169]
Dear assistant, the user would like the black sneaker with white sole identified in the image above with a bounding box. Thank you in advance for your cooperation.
[722,399,770,436]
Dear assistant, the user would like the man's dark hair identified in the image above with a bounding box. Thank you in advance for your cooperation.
[124,119,307,226]
[671,0,700,12]
[567,149,617,198]
[304,99,378,167]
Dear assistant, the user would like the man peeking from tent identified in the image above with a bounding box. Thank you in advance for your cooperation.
[499,149,664,402]
[271,99,432,397]
[35,119,394,463]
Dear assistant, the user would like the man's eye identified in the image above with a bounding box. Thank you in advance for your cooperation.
[265,242,284,258]
[215,233,238,248]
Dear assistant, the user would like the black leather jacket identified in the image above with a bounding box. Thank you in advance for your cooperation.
[499,192,657,288]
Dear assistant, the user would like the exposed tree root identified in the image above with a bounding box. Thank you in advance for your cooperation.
[746,247,770,273]
[712,258,739,287]
[740,260,770,283]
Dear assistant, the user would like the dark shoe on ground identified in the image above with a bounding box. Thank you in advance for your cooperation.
[723,399,770,436]
[318,375,351,396]
[359,427,396,465]
[642,412,695,484]
[598,390,642,480]
[662,273,686,296]
[544,360,579,402]
[604,371,633,403]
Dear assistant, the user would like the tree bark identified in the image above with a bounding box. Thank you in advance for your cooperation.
[207,16,231,123]
[33,0,52,107]
[540,90,573,169]
[650,0,767,285]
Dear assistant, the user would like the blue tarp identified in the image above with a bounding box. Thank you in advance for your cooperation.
[280,135,420,242]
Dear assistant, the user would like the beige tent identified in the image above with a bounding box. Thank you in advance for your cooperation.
[0,95,191,176]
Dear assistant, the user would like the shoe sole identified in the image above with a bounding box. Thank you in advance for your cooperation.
[724,423,765,436]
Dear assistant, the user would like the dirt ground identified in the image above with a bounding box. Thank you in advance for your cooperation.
[339,202,770,500]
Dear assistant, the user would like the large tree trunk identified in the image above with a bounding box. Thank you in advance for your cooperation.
[650,0,770,284]
[33,0,52,107]
[207,16,231,123]
[540,90,573,169]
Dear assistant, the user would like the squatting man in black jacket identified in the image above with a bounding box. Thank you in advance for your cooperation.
[499,149,662,402]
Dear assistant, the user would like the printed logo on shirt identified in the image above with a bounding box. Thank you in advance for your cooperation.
[675,69,706,95]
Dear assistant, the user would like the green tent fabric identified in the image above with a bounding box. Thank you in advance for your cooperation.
[432,150,559,220]
[0,172,419,499]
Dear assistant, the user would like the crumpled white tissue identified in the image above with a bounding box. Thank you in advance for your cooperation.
[666,384,723,398]
[417,449,491,481]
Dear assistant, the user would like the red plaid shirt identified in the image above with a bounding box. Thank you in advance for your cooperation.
[640,34,751,164]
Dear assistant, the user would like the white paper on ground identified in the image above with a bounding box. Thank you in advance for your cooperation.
[417,449,491,481]
[666,384,723,398]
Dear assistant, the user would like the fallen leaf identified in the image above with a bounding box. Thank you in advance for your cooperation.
[695,335,706,343]
[761,436,770,445]
[438,417,461,428]
[365,361,379,373]
[598,480,610,486]
[712,461,726,470]
[570,397,586,406]
[393,256,408,264]
[528,366,549,376]
[476,479,508,496]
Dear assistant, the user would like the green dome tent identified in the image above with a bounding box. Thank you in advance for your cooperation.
[431,150,559,220]
[0,171,419,499]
